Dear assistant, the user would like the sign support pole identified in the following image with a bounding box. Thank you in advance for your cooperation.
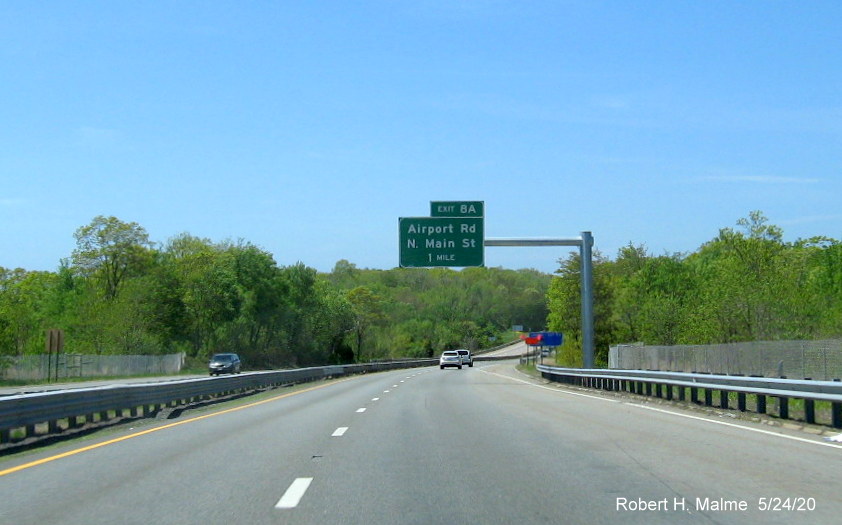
[485,232,595,369]
[580,232,595,369]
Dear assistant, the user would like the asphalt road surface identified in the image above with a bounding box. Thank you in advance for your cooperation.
[2,361,841,525]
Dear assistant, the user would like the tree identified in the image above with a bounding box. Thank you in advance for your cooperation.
[347,286,385,361]
[547,251,616,366]
[311,279,355,363]
[0,269,59,355]
[707,211,786,341]
[72,216,152,300]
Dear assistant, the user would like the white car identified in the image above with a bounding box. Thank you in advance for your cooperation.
[439,351,462,369]
[456,349,473,367]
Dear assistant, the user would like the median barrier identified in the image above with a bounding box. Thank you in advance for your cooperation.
[0,360,436,445]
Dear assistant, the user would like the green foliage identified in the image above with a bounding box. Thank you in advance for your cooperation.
[0,218,549,370]
[546,211,842,363]
[346,286,385,361]
[554,340,583,368]
[0,269,60,355]
[72,215,153,300]
[7,210,841,373]
[327,265,551,360]
[546,251,616,366]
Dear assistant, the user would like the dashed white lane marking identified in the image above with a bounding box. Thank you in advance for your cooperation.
[392,384,399,387]
[275,477,313,509]
[356,408,366,413]
[332,427,348,437]
[383,390,390,393]
[372,397,380,401]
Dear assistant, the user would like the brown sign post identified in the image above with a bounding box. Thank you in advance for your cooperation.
[46,329,64,382]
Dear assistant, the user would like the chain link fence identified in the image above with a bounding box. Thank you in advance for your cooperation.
[0,353,186,382]
[609,340,842,380]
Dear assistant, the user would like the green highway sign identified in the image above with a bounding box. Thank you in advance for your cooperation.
[430,201,484,218]
[399,217,484,267]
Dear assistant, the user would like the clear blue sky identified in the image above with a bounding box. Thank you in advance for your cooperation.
[2,1,840,275]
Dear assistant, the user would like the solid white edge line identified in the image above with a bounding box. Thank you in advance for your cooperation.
[479,368,842,450]
[275,477,313,509]
[332,427,348,437]
[631,404,842,449]
[481,368,619,403]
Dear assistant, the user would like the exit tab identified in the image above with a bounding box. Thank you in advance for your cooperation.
[430,201,484,218]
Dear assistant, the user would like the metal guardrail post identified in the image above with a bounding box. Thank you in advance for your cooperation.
[805,399,816,425]
[1,358,439,445]
[550,364,842,428]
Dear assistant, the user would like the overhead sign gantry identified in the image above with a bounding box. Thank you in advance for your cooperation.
[398,201,596,368]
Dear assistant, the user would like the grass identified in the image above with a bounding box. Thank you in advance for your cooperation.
[682,388,838,426]
[516,362,538,376]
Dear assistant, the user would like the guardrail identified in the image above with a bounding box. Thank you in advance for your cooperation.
[475,355,519,362]
[537,365,842,429]
[473,338,522,355]
[0,359,436,445]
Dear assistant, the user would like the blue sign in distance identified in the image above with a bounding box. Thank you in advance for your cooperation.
[529,332,563,347]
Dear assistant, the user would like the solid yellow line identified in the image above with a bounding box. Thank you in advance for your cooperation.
[0,379,347,477]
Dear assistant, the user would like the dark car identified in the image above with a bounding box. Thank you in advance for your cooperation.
[209,353,241,375]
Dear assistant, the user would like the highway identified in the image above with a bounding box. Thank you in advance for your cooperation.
[2,361,841,524]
